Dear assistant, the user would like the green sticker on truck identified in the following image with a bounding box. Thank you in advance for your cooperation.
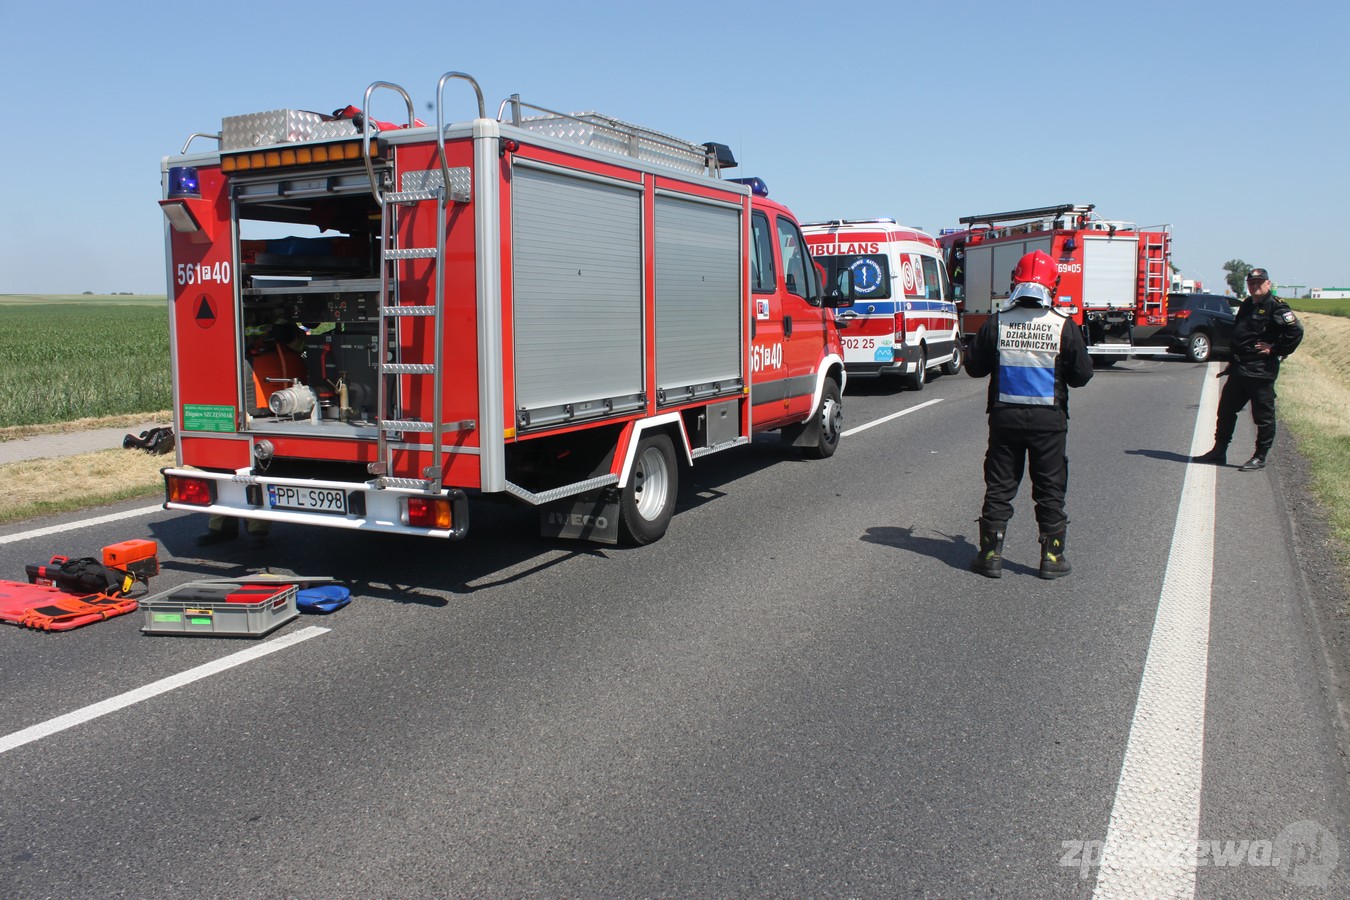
[182,404,236,432]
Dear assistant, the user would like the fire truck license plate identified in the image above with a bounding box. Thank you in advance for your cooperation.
[268,485,347,515]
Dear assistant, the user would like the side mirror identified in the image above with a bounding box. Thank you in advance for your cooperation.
[824,269,854,309]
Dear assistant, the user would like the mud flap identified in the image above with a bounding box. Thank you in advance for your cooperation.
[540,493,621,544]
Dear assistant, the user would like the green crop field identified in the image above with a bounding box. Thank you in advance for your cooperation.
[0,297,171,427]
[1287,297,1350,318]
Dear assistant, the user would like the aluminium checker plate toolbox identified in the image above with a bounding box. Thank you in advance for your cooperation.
[141,582,299,637]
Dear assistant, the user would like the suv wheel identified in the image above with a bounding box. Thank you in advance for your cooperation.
[1186,331,1212,363]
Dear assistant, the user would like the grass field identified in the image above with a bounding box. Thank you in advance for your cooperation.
[1280,313,1350,561]
[0,297,171,427]
[1287,297,1350,317]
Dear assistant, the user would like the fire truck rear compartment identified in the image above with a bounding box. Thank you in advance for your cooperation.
[235,167,388,439]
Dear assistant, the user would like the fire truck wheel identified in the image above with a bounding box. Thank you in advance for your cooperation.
[1186,331,1212,363]
[941,340,963,376]
[805,377,843,459]
[904,346,927,391]
[619,432,678,545]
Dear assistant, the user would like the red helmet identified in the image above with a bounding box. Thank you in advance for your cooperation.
[1008,249,1059,306]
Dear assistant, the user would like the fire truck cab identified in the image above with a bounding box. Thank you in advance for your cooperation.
[158,75,850,545]
[801,219,961,389]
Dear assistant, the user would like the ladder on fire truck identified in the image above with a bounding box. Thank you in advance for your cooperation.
[361,75,483,492]
[1138,228,1170,320]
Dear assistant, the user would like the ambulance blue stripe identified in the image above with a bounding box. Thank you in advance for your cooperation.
[848,299,957,314]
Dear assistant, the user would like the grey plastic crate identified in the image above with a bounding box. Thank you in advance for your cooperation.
[141,583,299,637]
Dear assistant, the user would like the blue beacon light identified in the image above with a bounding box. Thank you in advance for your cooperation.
[728,176,768,197]
[168,166,200,198]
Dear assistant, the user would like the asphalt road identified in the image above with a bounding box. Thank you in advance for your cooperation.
[1,358,1346,898]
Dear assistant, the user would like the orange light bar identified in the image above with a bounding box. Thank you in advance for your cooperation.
[221,140,376,173]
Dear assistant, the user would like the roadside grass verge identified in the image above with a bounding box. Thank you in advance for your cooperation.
[0,448,167,525]
[1280,313,1350,576]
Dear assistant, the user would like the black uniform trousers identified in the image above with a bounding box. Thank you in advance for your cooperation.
[981,426,1068,532]
[1214,374,1277,455]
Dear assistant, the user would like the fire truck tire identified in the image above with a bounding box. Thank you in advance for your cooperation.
[804,377,843,460]
[619,432,678,545]
[1186,331,1212,363]
[904,346,927,391]
[941,339,963,376]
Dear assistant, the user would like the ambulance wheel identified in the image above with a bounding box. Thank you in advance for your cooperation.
[905,346,927,391]
[805,377,843,459]
[942,340,963,376]
[619,432,678,545]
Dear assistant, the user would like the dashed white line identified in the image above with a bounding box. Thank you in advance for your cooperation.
[0,504,163,546]
[843,398,944,436]
[1093,363,1221,899]
[0,625,330,755]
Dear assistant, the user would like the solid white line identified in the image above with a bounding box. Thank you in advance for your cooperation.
[842,398,944,437]
[1093,364,1221,899]
[0,625,330,755]
[0,504,163,546]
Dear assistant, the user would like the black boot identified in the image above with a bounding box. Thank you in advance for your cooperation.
[1039,530,1070,580]
[1193,445,1227,464]
[970,519,1007,579]
[197,517,239,547]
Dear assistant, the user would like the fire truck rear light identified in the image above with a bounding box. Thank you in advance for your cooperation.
[167,166,200,198]
[404,496,454,529]
[165,475,215,506]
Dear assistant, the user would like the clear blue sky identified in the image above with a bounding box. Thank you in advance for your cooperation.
[2,0,1346,296]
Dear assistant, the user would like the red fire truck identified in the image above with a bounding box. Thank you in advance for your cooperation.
[939,204,1171,359]
[158,74,851,545]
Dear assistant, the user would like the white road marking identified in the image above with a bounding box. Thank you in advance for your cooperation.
[843,398,944,436]
[0,625,329,755]
[1093,363,1221,899]
[0,504,163,546]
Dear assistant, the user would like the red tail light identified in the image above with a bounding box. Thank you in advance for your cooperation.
[1170,309,1191,320]
[404,496,454,529]
[165,475,214,506]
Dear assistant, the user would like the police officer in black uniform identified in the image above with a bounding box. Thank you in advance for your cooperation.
[1193,267,1303,471]
[966,250,1094,579]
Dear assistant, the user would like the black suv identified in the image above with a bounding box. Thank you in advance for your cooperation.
[1152,293,1236,362]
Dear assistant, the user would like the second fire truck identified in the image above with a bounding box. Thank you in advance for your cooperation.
[939,203,1171,359]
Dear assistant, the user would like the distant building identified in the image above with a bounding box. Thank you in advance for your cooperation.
[1310,288,1350,299]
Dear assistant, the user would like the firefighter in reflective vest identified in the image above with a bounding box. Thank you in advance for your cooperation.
[965,250,1094,579]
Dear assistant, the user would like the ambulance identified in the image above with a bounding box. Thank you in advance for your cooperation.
[801,219,961,389]
[156,74,852,546]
